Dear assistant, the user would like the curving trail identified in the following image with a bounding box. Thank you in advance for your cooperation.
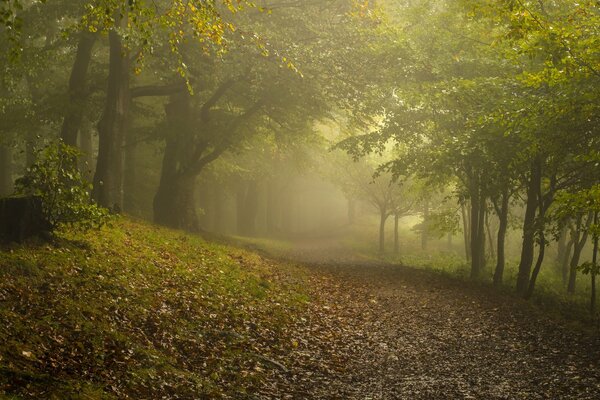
[257,239,600,399]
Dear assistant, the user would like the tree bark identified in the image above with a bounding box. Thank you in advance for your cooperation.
[516,159,541,296]
[379,209,388,254]
[461,201,471,262]
[421,198,429,250]
[568,213,592,294]
[493,191,509,287]
[394,213,400,255]
[60,32,97,147]
[0,144,12,197]
[153,173,198,232]
[556,224,568,275]
[78,122,95,182]
[591,211,598,314]
[525,185,549,299]
[92,25,129,209]
[122,128,137,215]
[562,236,575,286]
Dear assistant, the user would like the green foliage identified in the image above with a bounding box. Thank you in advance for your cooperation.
[14,142,109,231]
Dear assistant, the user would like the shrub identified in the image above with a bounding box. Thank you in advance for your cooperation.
[14,141,109,231]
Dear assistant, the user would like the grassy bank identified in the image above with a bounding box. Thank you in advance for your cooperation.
[0,218,309,399]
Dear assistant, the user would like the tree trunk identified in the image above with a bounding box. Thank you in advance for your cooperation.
[421,198,429,250]
[486,211,496,260]
[493,191,509,287]
[79,121,95,182]
[562,236,575,286]
[461,201,471,262]
[0,144,12,197]
[568,213,592,294]
[516,159,541,296]
[122,128,137,215]
[244,180,260,236]
[556,224,568,275]
[153,173,198,232]
[525,233,546,300]
[591,211,598,314]
[379,209,388,254]
[394,213,400,255]
[61,32,97,147]
[469,187,486,279]
[92,25,129,209]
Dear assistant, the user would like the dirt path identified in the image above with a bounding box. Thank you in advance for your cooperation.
[256,239,600,399]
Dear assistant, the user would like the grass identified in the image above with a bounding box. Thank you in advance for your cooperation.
[0,217,310,399]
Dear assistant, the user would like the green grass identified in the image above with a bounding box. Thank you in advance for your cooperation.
[0,218,310,399]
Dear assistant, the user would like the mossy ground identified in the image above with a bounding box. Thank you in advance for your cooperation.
[0,218,310,399]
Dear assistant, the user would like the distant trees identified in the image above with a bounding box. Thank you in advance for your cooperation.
[336,0,600,301]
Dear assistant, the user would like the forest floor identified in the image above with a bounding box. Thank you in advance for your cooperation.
[252,237,600,399]
[1,220,600,399]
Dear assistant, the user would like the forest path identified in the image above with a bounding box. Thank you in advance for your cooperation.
[256,238,600,399]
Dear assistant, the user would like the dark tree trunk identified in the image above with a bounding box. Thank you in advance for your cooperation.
[556,224,569,275]
[516,159,541,296]
[461,201,471,262]
[122,128,137,215]
[562,236,575,286]
[61,32,97,147]
[153,173,198,232]
[78,122,95,182]
[486,212,496,260]
[0,144,12,197]
[493,191,509,287]
[469,186,486,279]
[421,198,429,250]
[591,211,598,313]
[92,26,129,209]
[379,209,388,254]
[568,214,592,294]
[394,213,400,255]
[525,233,546,300]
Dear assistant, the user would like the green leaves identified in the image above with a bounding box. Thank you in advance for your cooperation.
[14,141,109,231]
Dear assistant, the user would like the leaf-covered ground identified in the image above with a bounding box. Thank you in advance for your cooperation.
[1,221,600,399]
[252,239,600,399]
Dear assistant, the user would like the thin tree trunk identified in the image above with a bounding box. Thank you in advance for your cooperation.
[556,224,568,274]
[379,209,388,254]
[591,211,598,314]
[486,211,496,260]
[470,190,481,278]
[461,201,471,262]
[421,198,429,250]
[525,185,549,299]
[562,237,575,286]
[122,128,137,215]
[493,191,509,287]
[0,145,12,197]
[212,185,225,233]
[61,32,97,147]
[92,23,129,209]
[394,213,400,255]
[568,213,592,294]
[516,159,541,296]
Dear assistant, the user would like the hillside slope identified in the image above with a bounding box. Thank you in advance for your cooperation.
[0,218,309,399]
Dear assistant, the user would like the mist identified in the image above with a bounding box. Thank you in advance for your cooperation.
[1,0,599,398]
